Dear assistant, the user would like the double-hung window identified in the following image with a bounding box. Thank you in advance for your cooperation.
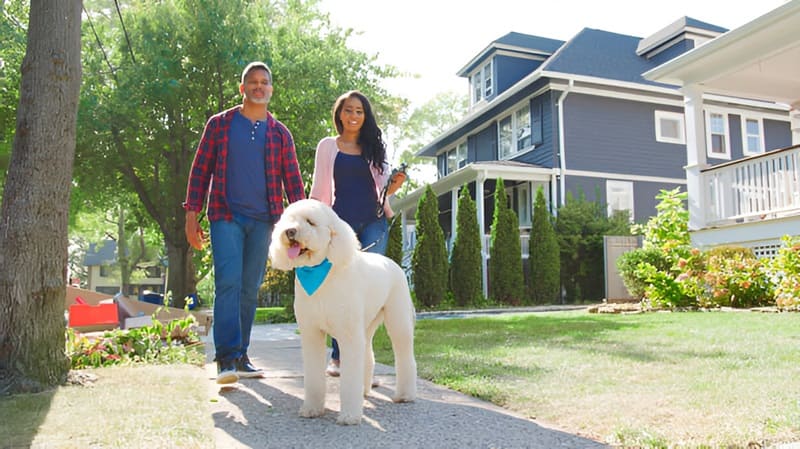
[456,142,467,169]
[483,63,493,98]
[498,102,533,159]
[741,116,764,155]
[470,61,493,105]
[705,110,731,159]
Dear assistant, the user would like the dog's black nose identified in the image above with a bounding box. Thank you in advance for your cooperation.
[285,228,296,239]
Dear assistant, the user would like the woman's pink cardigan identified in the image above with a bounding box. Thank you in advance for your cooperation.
[309,137,395,218]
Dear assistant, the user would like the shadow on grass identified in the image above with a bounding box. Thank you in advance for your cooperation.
[0,388,54,448]
[213,375,608,449]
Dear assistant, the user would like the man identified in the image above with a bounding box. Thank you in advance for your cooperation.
[184,61,305,384]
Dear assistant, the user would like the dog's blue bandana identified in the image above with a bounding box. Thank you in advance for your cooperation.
[295,258,332,296]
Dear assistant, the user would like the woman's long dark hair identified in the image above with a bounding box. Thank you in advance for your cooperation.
[332,90,387,173]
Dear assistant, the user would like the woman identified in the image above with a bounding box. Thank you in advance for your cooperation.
[309,90,404,378]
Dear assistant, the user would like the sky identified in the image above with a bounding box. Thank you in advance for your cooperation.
[319,0,790,109]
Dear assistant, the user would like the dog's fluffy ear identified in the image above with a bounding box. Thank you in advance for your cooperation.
[325,206,359,266]
[269,224,294,271]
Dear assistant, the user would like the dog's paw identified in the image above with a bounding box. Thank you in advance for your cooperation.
[299,405,325,418]
[391,393,416,403]
[336,413,362,425]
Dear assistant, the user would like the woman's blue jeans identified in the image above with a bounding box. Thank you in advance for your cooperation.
[330,216,388,361]
[210,212,272,363]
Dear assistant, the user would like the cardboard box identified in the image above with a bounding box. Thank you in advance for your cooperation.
[115,294,212,336]
[68,300,119,333]
[64,286,114,310]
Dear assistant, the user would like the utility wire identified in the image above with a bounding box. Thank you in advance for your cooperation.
[114,0,136,64]
[83,5,116,81]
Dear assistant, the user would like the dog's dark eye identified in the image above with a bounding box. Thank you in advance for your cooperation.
[306,218,315,226]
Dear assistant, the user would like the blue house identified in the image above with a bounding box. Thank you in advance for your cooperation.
[645,1,800,256]
[390,15,794,297]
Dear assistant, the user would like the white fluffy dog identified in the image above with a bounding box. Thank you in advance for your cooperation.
[269,199,417,425]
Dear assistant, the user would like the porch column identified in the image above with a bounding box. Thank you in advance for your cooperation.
[451,187,459,246]
[475,175,488,299]
[681,85,708,231]
[790,105,800,146]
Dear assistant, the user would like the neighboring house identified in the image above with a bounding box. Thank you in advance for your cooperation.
[84,240,166,296]
[390,15,793,296]
[644,0,800,256]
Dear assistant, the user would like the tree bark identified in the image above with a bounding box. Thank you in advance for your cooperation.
[0,0,82,394]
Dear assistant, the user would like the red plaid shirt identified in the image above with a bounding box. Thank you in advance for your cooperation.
[183,106,305,222]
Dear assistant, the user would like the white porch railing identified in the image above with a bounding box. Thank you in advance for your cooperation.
[401,231,531,260]
[703,145,800,226]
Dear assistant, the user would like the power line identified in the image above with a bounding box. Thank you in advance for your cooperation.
[114,0,136,65]
[82,5,116,81]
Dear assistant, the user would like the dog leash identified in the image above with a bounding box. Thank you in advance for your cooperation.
[365,164,407,251]
[376,162,408,219]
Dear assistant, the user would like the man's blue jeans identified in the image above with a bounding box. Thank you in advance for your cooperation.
[331,216,388,361]
[210,212,272,362]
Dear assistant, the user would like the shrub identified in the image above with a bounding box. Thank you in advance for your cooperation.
[556,189,631,302]
[450,184,483,307]
[529,187,560,304]
[770,235,800,309]
[698,249,772,308]
[386,214,404,267]
[616,247,670,299]
[412,185,449,308]
[488,178,525,305]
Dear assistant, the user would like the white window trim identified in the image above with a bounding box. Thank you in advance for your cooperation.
[740,115,765,156]
[654,110,685,144]
[705,109,731,160]
[446,147,457,175]
[471,73,481,105]
[470,61,493,106]
[456,141,467,169]
[498,101,535,160]
[483,62,493,98]
[606,180,634,221]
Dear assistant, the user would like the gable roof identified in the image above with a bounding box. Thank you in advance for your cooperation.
[419,17,731,158]
[541,20,724,87]
[84,240,116,266]
[636,16,727,56]
[457,32,565,76]
[644,0,800,108]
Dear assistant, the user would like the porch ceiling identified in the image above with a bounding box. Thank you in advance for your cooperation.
[390,161,554,216]
[643,0,800,108]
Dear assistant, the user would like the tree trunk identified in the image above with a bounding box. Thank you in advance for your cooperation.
[0,0,82,394]
[165,238,197,309]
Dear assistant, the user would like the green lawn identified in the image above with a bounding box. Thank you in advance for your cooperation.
[373,310,800,447]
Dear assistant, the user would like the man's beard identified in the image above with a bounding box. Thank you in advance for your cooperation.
[248,92,271,105]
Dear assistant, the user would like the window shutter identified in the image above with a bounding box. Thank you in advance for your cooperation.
[531,101,543,145]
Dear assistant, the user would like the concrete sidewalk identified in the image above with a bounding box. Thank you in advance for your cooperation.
[203,323,608,449]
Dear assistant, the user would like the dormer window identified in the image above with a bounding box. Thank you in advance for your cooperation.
[483,63,493,98]
[470,61,493,105]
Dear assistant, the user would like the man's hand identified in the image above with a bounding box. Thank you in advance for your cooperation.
[185,211,207,250]
[386,170,406,196]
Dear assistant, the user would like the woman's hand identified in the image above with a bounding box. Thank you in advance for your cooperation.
[386,170,406,196]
